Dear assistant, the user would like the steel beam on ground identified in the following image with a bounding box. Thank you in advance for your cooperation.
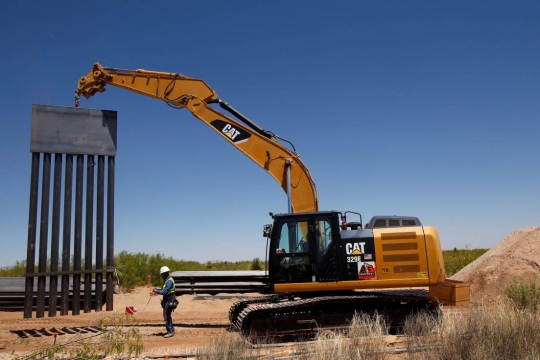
[170,271,268,295]
[0,278,106,312]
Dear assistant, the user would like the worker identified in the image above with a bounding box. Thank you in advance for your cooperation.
[151,266,177,338]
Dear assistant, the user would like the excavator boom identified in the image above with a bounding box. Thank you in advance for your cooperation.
[77,63,318,213]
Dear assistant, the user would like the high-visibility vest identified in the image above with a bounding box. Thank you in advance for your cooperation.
[162,276,175,296]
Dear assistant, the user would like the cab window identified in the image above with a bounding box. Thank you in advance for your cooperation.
[274,219,311,283]
[277,219,309,254]
[314,218,332,263]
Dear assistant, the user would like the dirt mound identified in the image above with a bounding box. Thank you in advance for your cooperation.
[450,227,540,303]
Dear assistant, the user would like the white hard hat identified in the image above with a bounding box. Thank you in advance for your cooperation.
[160,266,170,274]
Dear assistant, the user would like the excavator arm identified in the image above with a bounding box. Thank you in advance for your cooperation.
[77,62,318,213]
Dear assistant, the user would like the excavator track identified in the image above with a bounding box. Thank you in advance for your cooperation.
[228,294,287,324]
[232,289,438,339]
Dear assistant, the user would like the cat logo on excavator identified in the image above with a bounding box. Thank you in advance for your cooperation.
[346,242,366,255]
[210,120,251,144]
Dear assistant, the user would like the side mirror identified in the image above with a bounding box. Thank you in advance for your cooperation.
[263,224,273,238]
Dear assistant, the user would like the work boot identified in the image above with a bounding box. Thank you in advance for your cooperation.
[163,332,174,338]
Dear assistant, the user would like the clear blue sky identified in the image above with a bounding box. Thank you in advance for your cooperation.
[1,1,538,267]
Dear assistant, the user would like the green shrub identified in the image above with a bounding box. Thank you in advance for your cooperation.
[1,247,482,288]
[112,251,266,291]
[0,260,28,277]
[0,253,267,290]
[249,257,263,270]
[443,248,488,276]
[504,278,540,311]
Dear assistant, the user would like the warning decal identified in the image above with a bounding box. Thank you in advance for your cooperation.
[358,260,377,280]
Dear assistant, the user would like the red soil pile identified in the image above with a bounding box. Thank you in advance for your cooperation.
[450,227,540,303]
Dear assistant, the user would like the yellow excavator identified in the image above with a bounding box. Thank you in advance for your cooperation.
[77,63,468,337]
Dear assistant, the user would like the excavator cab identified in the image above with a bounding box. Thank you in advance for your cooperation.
[266,211,338,286]
[264,210,446,294]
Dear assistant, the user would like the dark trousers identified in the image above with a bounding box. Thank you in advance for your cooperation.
[161,297,174,334]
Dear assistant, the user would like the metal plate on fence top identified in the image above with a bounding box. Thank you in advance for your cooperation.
[31,104,117,156]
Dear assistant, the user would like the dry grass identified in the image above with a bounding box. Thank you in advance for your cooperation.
[198,298,540,360]
[196,333,259,360]
[401,310,440,354]
[403,300,540,360]
[195,312,392,360]
[12,313,144,360]
[298,312,390,360]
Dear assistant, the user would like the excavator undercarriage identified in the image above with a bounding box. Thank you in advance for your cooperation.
[229,290,439,339]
